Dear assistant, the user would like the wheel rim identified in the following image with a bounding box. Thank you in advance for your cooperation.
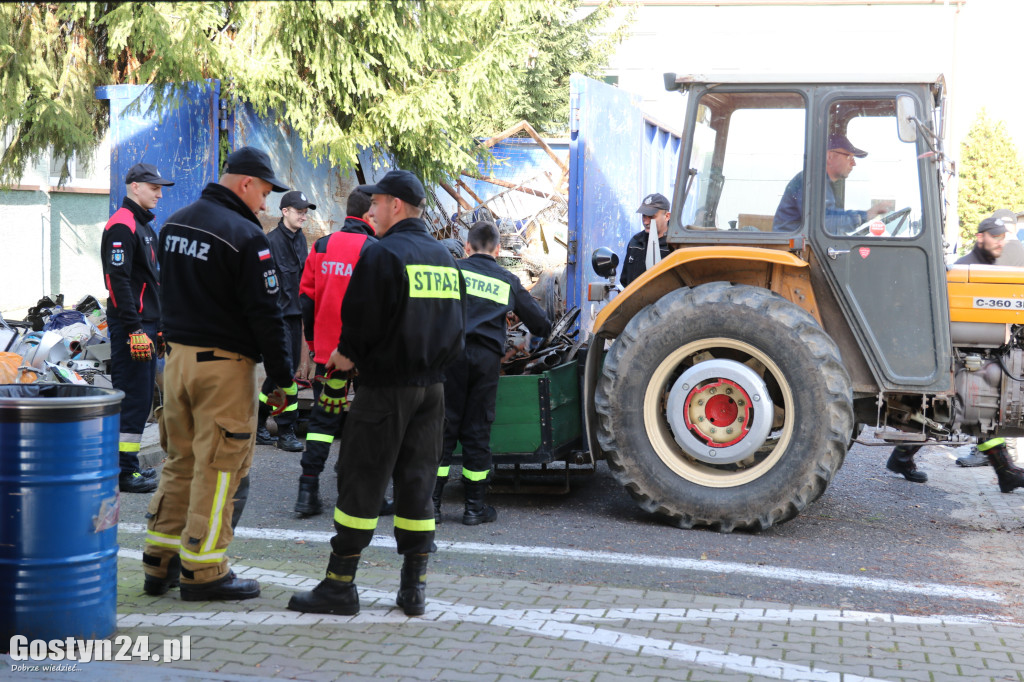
[666,358,773,464]
[643,337,794,487]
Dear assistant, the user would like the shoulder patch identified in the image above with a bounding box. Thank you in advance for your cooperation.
[264,269,279,294]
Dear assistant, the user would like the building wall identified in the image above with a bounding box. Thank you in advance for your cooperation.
[0,138,110,315]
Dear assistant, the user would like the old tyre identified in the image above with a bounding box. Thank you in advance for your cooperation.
[594,282,853,532]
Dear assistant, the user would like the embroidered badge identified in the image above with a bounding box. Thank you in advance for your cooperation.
[264,269,279,293]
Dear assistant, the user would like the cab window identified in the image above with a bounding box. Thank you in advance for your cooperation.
[683,91,805,233]
[822,99,923,239]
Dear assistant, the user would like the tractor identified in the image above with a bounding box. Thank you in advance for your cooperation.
[581,73,1024,531]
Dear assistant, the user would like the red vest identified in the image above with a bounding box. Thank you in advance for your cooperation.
[300,231,369,363]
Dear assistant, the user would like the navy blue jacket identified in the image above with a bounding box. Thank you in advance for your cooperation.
[338,217,465,387]
[620,231,669,288]
[265,220,308,317]
[101,197,161,328]
[459,253,551,355]
[157,183,293,387]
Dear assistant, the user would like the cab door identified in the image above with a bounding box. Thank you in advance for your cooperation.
[808,89,951,392]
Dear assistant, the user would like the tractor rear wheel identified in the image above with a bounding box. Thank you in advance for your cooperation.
[594,282,853,532]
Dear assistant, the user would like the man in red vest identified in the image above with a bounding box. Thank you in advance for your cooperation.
[101,162,174,493]
[293,190,377,515]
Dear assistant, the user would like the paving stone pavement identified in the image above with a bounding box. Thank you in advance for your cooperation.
[5,433,1023,680]
[4,541,1024,682]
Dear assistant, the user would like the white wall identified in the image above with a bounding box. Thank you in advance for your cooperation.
[0,138,111,315]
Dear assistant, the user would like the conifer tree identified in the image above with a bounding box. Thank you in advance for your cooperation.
[958,109,1024,245]
[0,1,628,186]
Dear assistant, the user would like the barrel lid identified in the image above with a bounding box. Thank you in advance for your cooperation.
[0,384,124,422]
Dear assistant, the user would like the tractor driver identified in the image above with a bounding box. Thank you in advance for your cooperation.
[773,134,887,232]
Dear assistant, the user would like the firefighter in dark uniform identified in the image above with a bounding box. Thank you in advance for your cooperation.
[101,162,174,493]
[293,189,376,516]
[256,189,314,452]
[142,147,296,601]
[434,220,552,524]
[288,169,465,617]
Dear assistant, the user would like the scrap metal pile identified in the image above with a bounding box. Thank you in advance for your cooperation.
[0,295,112,386]
[420,120,576,376]
[502,306,580,376]
[425,120,568,290]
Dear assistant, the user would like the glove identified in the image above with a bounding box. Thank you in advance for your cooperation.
[269,381,299,417]
[317,370,349,415]
[155,331,166,359]
[129,329,154,362]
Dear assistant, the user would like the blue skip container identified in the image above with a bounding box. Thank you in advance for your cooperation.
[0,384,124,644]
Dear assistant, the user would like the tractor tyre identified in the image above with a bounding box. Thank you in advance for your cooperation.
[593,282,853,532]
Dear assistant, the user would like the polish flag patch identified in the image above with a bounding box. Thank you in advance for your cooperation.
[258,249,271,261]
[112,242,122,248]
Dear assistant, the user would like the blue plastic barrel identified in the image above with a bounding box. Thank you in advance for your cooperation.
[0,384,124,643]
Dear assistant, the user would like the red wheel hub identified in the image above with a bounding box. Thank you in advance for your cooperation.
[681,378,753,447]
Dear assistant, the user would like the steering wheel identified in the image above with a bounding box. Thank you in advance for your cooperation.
[880,206,912,236]
[848,206,913,237]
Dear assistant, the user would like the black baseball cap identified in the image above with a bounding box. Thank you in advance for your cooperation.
[978,214,1011,236]
[636,192,671,216]
[828,133,868,158]
[223,147,289,192]
[280,190,316,211]
[125,163,174,186]
[357,170,426,207]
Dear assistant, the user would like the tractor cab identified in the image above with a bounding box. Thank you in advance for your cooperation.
[583,75,962,531]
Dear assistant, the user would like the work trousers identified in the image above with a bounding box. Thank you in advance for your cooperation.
[300,362,347,477]
[107,315,159,475]
[330,383,443,557]
[258,314,302,428]
[439,342,501,482]
[143,342,256,584]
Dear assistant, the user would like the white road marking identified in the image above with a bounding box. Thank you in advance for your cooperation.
[117,549,1019,682]
[119,522,1003,602]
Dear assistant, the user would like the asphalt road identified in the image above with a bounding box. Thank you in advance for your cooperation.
[123,435,1024,626]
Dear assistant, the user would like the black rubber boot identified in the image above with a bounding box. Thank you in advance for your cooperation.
[119,471,158,493]
[886,445,927,483]
[287,554,360,615]
[396,553,429,616]
[143,553,180,596]
[276,425,304,452]
[981,441,1024,493]
[180,571,260,601]
[255,425,274,445]
[256,404,274,445]
[462,480,497,525]
[432,476,447,522]
[294,475,323,516]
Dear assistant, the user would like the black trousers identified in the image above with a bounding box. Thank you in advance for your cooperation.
[330,383,443,556]
[258,314,302,428]
[108,315,159,475]
[300,362,347,477]
[439,343,500,481]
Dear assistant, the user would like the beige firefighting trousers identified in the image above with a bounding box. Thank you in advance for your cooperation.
[143,343,256,584]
